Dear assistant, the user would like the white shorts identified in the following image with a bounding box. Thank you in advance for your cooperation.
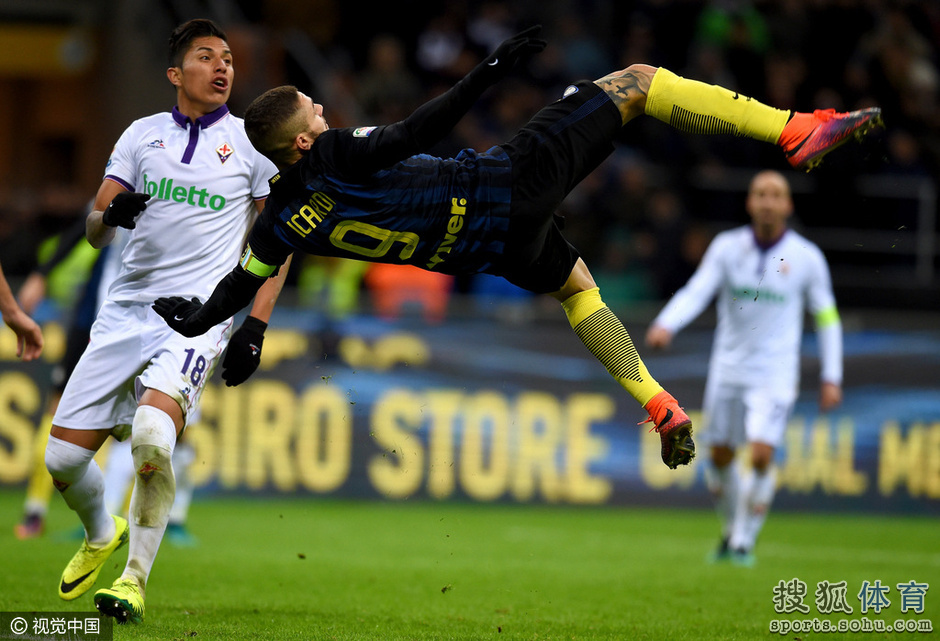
[699,379,796,449]
[53,299,231,436]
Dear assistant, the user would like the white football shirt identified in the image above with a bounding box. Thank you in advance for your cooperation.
[652,226,842,393]
[102,105,276,303]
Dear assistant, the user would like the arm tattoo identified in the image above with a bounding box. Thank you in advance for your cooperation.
[596,70,651,121]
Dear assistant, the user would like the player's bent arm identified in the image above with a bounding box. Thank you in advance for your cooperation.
[218,253,293,387]
[339,27,546,177]
[813,304,843,412]
[247,253,292,323]
[244,199,292,324]
[86,179,126,248]
[86,208,115,249]
[154,265,264,337]
[651,234,727,334]
[808,250,843,389]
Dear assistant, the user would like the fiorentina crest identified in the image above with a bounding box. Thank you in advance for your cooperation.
[216,142,233,164]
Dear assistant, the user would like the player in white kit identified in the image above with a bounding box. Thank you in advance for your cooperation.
[646,170,842,565]
[45,19,287,623]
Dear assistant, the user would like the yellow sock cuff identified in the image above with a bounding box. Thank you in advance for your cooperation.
[645,68,789,144]
[561,287,605,328]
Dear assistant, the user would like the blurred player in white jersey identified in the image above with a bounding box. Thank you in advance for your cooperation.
[646,170,842,566]
[45,19,288,624]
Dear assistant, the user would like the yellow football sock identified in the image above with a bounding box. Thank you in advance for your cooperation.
[24,417,54,512]
[561,288,663,406]
[645,68,790,144]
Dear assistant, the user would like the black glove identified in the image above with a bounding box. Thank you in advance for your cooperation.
[481,25,547,79]
[103,192,151,229]
[152,296,206,337]
[221,316,267,387]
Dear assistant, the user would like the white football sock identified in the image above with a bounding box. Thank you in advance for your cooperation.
[704,462,738,540]
[729,466,777,551]
[741,466,777,550]
[45,435,114,545]
[123,405,178,589]
[103,438,135,516]
[169,440,195,525]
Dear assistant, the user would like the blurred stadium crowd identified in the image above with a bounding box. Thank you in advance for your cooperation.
[254,0,937,302]
[2,0,937,313]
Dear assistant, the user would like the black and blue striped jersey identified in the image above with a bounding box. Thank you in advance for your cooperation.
[243,55,528,279]
[247,128,512,276]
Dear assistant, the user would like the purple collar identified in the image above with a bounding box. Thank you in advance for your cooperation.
[172,104,230,129]
[752,227,787,251]
[171,104,229,164]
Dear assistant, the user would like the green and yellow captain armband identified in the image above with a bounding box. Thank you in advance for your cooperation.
[239,245,278,278]
[815,305,841,328]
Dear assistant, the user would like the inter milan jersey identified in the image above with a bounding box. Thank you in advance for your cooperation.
[246,124,513,277]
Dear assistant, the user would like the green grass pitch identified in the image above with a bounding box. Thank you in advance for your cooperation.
[1,488,936,640]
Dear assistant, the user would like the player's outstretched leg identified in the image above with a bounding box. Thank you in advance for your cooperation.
[557,282,695,468]
[639,67,883,171]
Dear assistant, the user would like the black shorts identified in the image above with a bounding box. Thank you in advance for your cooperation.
[495,80,623,294]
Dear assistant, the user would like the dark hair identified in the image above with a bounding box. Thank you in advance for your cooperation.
[168,19,228,67]
[244,85,306,169]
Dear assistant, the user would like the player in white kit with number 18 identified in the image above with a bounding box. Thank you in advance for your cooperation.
[45,19,288,623]
[646,170,843,566]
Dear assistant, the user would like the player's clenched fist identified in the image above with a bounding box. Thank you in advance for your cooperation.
[103,192,151,229]
[221,316,267,386]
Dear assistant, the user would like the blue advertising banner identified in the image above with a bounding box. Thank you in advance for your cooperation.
[0,307,937,514]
